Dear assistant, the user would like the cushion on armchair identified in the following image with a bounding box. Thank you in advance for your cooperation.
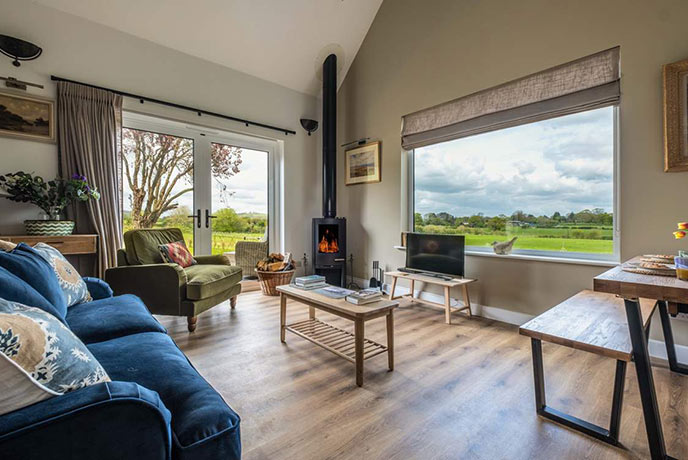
[184,264,243,300]
[159,240,197,268]
[0,298,110,416]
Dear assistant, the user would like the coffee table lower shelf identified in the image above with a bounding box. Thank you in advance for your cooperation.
[285,318,388,362]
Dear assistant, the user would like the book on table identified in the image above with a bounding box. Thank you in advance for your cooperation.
[345,288,383,305]
[294,275,326,286]
[291,281,328,290]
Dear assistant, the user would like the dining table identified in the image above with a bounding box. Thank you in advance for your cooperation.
[594,256,688,460]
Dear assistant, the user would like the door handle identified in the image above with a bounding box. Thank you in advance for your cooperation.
[205,209,217,228]
[188,209,201,228]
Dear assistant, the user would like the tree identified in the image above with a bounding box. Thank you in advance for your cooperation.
[213,208,246,233]
[123,128,242,228]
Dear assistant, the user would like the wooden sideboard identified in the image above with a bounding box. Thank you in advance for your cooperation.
[2,234,98,255]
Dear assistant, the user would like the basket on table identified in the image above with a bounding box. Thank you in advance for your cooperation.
[255,269,294,296]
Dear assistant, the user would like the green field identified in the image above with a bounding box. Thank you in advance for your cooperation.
[416,225,613,254]
[181,230,263,255]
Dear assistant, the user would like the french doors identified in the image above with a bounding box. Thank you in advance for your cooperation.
[121,113,279,256]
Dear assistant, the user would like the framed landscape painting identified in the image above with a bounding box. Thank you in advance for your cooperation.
[663,58,688,171]
[0,91,55,143]
[345,141,381,185]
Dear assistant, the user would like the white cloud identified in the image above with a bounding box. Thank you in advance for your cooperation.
[414,106,614,217]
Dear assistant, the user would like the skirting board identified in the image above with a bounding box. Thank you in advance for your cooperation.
[378,281,688,362]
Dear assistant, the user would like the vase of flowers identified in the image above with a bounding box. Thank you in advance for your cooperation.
[0,172,100,236]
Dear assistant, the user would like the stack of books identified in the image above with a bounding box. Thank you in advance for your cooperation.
[293,275,327,290]
[346,288,383,305]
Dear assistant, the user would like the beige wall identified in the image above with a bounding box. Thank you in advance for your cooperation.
[337,0,688,341]
[0,0,319,264]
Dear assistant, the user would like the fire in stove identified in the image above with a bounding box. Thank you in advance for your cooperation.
[318,229,339,253]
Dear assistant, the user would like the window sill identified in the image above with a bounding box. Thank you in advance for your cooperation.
[393,246,618,267]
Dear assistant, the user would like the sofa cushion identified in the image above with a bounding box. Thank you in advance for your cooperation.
[0,266,62,321]
[0,298,110,415]
[0,243,67,321]
[184,264,243,300]
[124,228,186,265]
[32,243,92,307]
[88,332,241,460]
[66,294,166,344]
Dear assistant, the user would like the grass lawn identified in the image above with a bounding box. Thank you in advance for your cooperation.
[465,234,612,253]
[179,230,263,255]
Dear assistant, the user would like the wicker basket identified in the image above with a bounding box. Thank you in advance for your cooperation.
[255,269,295,296]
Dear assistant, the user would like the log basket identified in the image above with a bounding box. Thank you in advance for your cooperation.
[255,269,295,296]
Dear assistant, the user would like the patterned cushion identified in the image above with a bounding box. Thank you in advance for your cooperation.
[32,243,92,307]
[0,239,17,251]
[159,240,197,268]
[0,297,110,415]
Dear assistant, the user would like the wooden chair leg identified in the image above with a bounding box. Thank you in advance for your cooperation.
[230,296,237,309]
[187,316,197,332]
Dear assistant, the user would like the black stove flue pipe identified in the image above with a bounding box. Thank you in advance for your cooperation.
[322,53,337,218]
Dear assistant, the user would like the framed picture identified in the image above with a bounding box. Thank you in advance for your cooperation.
[0,91,55,143]
[345,141,381,185]
[663,58,688,171]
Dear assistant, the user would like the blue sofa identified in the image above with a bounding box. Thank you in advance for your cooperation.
[0,245,241,460]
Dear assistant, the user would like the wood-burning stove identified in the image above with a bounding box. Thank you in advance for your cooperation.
[312,217,346,286]
[312,53,347,286]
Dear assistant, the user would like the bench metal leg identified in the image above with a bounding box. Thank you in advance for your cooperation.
[658,300,688,375]
[530,338,626,446]
[624,299,675,460]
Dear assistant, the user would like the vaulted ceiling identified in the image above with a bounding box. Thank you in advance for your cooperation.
[34,0,383,96]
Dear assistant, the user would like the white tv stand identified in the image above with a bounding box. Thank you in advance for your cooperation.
[386,271,476,324]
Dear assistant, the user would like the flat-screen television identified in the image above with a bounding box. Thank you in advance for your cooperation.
[406,233,465,277]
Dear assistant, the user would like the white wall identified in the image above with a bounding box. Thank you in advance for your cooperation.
[337,0,688,342]
[0,0,320,263]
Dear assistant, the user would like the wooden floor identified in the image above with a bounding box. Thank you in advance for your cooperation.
[158,291,688,460]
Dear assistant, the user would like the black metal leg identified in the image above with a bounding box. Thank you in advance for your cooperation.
[609,359,626,441]
[645,313,652,342]
[658,300,688,375]
[624,299,673,460]
[530,338,626,446]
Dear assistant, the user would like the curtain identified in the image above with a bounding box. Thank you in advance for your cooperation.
[57,81,123,277]
[401,47,620,150]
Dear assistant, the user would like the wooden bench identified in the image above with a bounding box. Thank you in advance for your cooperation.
[519,290,656,446]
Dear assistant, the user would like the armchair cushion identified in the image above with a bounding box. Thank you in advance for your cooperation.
[66,294,166,344]
[0,243,67,321]
[159,240,197,268]
[82,277,113,300]
[184,264,243,300]
[124,228,186,265]
[88,332,241,460]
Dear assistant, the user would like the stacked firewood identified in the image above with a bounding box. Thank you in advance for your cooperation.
[256,252,294,272]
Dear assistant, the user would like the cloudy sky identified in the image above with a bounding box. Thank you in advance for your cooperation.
[122,146,268,216]
[414,106,614,218]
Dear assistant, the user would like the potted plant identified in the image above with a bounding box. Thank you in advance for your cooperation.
[0,171,100,236]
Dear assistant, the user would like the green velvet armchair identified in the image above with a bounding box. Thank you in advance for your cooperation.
[105,228,242,332]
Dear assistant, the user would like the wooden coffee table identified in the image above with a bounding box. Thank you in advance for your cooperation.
[276,285,399,387]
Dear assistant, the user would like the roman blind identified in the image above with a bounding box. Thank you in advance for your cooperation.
[401,47,620,150]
